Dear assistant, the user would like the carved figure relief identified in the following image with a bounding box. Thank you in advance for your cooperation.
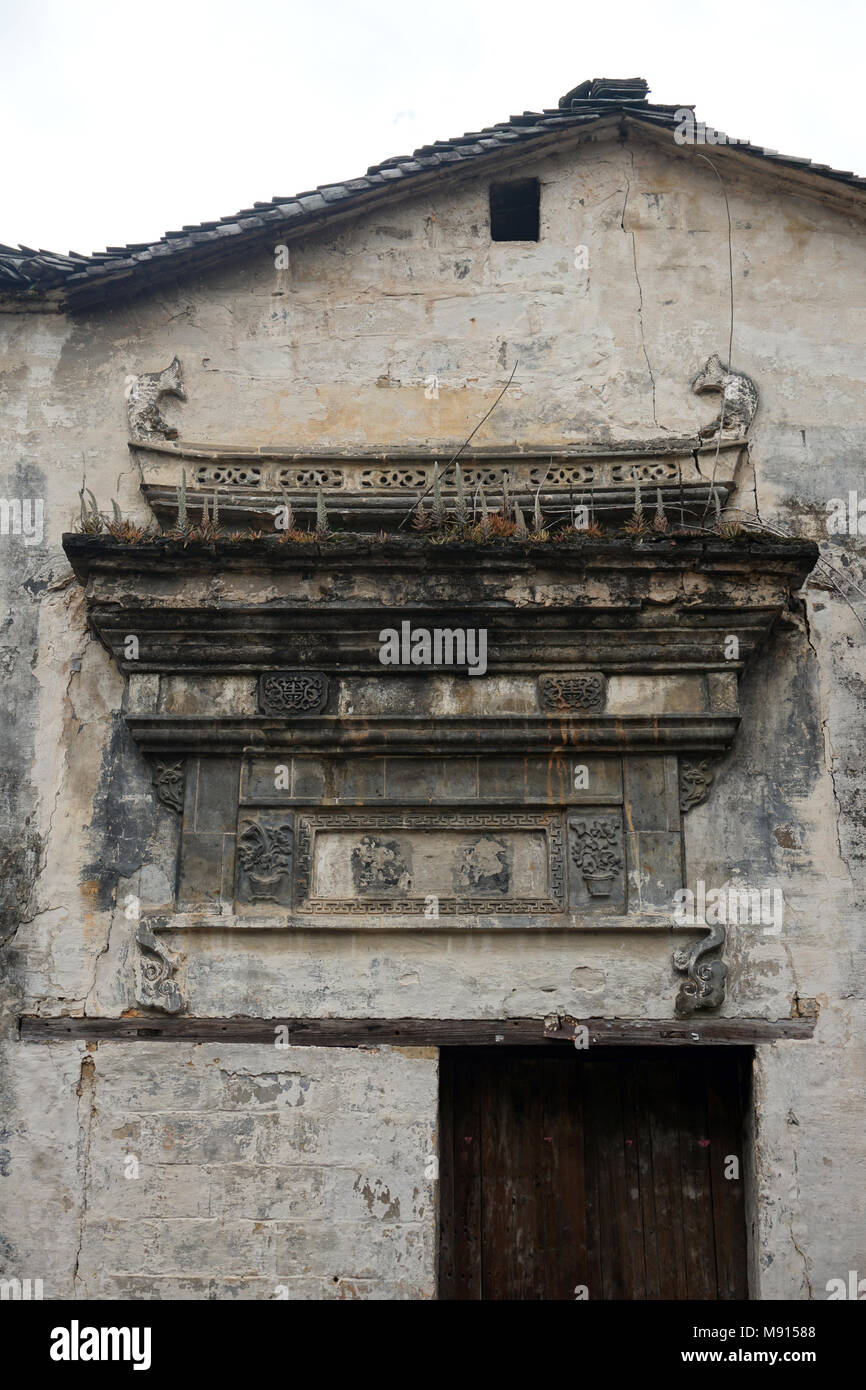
[351,836,412,893]
[540,674,606,712]
[134,922,183,1014]
[692,354,758,439]
[258,671,329,715]
[673,923,728,1013]
[237,819,293,902]
[570,816,623,897]
[456,836,510,894]
[152,759,185,813]
[125,357,186,441]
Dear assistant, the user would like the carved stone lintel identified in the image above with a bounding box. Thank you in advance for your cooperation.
[673,923,728,1013]
[680,758,715,813]
[258,671,329,716]
[134,922,183,1014]
[540,673,606,713]
[152,759,185,813]
[125,357,186,441]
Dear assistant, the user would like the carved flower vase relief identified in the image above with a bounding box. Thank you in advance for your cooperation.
[570,817,623,897]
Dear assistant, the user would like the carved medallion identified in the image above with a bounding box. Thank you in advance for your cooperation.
[540,673,606,713]
[152,759,185,813]
[570,816,623,897]
[258,671,328,716]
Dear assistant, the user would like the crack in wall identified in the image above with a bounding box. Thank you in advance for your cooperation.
[72,1052,96,1297]
[620,149,659,429]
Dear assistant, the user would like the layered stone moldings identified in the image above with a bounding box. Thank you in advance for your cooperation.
[236,816,293,904]
[294,810,564,914]
[134,921,183,1014]
[540,673,606,713]
[680,758,715,813]
[258,671,329,716]
[673,923,728,1013]
[124,357,186,441]
[151,758,185,813]
[130,440,749,532]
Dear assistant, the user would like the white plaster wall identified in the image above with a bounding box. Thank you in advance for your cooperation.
[1,123,864,1298]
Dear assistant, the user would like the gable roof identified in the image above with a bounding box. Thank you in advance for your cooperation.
[3,76,864,311]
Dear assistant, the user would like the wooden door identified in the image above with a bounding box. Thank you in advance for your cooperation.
[438,1046,749,1300]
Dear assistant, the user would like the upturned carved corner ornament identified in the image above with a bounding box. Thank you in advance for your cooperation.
[125,357,186,441]
[134,921,184,1014]
[152,759,185,813]
[673,922,728,1013]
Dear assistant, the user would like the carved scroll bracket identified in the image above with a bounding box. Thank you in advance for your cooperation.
[134,921,184,1014]
[673,923,727,1013]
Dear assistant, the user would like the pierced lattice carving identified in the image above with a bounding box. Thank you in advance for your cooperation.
[360,468,427,489]
[277,467,344,489]
[195,465,262,487]
[528,465,595,487]
[611,461,679,483]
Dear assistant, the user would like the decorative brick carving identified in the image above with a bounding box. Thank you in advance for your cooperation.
[195,465,262,487]
[152,759,185,813]
[237,818,293,902]
[295,810,564,914]
[351,836,412,893]
[134,922,183,1014]
[570,816,623,897]
[540,674,606,713]
[680,759,715,812]
[673,922,728,1012]
[277,467,344,489]
[258,671,328,715]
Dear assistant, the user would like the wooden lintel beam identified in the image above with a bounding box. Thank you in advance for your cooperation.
[18,1015,816,1046]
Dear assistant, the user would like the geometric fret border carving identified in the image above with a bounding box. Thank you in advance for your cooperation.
[293,809,565,914]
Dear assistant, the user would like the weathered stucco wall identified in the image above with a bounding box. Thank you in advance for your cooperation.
[1,122,864,1298]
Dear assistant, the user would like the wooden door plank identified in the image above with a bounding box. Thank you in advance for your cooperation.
[706,1057,749,1299]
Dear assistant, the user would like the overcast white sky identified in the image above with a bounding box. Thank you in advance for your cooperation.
[1,0,863,256]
